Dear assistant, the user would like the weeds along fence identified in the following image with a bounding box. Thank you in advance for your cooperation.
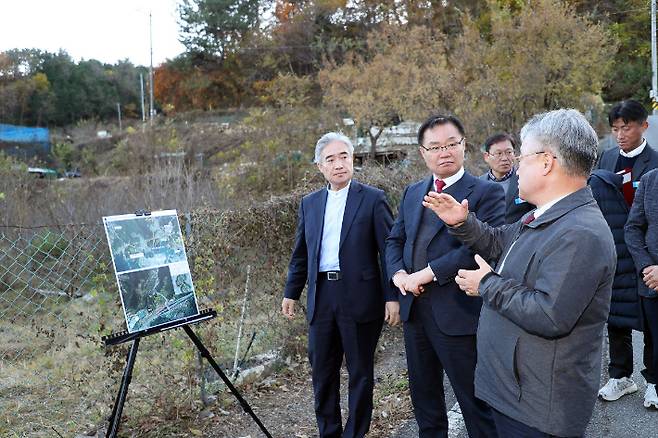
[0,162,421,436]
[0,198,308,437]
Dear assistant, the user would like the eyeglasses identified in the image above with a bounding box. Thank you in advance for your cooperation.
[420,137,465,154]
[514,151,557,162]
[488,150,515,160]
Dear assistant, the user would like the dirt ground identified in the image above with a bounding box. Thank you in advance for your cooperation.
[182,325,413,438]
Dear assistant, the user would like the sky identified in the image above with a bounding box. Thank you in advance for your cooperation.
[0,0,186,67]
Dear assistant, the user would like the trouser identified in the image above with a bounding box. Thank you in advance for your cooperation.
[402,297,497,438]
[491,408,582,438]
[308,276,383,438]
[607,321,654,383]
[641,297,658,385]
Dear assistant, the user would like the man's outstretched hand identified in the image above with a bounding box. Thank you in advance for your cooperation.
[423,192,469,226]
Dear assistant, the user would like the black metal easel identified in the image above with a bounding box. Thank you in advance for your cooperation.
[102,309,272,438]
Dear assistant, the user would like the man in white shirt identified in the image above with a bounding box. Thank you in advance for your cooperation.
[282,132,399,438]
[596,99,658,404]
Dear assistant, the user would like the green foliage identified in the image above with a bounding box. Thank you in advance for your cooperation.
[178,0,261,61]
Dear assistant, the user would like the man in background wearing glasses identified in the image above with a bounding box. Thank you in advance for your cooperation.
[424,109,616,437]
[386,114,503,437]
[480,133,535,224]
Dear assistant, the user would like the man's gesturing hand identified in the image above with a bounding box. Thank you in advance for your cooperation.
[422,192,469,226]
[455,254,492,297]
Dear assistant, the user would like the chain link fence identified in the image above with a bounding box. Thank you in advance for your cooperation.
[0,203,307,437]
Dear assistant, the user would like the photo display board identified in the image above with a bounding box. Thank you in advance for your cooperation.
[103,210,200,333]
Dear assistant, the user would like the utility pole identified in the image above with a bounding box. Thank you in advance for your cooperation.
[149,11,155,124]
[649,0,658,115]
[140,73,146,122]
[117,103,122,132]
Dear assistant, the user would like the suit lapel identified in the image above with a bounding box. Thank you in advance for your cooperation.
[312,189,328,259]
[632,147,651,179]
[339,181,364,250]
[408,176,434,244]
[430,172,475,235]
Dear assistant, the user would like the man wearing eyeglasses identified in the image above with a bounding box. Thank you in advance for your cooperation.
[424,109,616,437]
[480,133,535,223]
[386,114,504,437]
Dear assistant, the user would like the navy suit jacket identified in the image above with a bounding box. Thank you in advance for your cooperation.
[597,143,658,177]
[284,180,397,323]
[385,172,505,335]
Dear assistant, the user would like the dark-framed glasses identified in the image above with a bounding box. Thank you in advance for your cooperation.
[420,137,465,154]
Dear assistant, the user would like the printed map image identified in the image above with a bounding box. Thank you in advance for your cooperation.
[105,214,186,272]
[118,266,198,332]
[103,211,199,333]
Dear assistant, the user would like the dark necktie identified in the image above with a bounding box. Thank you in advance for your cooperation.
[435,179,446,192]
[523,213,535,225]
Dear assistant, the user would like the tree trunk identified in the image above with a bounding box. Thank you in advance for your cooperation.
[368,126,383,161]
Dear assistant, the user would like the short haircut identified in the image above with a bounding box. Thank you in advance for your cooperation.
[417,114,465,146]
[483,133,516,153]
[520,109,598,178]
[608,99,648,126]
[314,132,354,164]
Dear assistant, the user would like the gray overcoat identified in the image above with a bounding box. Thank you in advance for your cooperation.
[449,186,616,436]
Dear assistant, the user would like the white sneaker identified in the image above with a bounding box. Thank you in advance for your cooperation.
[644,383,658,409]
[598,377,638,401]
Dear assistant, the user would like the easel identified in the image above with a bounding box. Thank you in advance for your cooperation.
[102,310,273,438]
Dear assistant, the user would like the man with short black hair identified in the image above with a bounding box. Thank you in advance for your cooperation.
[597,99,658,404]
[386,114,503,437]
[480,133,534,223]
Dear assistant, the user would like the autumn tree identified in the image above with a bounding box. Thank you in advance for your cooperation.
[319,25,452,158]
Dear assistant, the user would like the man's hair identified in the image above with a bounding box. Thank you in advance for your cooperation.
[314,132,354,164]
[608,99,648,126]
[482,133,516,153]
[520,109,598,178]
[417,114,465,145]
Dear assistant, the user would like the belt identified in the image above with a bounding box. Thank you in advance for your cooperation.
[319,271,342,281]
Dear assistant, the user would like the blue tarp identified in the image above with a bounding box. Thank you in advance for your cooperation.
[0,124,49,143]
[0,123,50,158]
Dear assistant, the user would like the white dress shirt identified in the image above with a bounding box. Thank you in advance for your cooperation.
[619,138,647,158]
[319,182,350,272]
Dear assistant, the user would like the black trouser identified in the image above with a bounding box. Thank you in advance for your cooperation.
[607,321,654,383]
[403,297,497,438]
[641,297,658,385]
[491,408,582,438]
[308,276,383,438]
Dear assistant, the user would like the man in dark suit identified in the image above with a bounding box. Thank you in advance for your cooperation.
[596,99,658,403]
[282,132,399,438]
[386,114,504,437]
[626,168,658,409]
[479,132,534,223]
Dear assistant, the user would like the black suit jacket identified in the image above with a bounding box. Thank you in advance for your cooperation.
[479,170,534,224]
[284,180,397,323]
[385,172,505,335]
[597,143,658,178]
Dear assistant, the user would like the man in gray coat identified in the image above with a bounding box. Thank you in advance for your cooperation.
[424,109,616,437]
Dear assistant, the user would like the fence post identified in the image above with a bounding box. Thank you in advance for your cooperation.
[184,212,209,406]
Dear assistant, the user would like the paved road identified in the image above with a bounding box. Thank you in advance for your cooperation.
[395,331,657,437]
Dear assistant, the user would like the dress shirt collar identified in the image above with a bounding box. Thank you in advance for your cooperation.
[619,139,646,158]
[534,193,570,219]
[434,167,465,190]
[326,180,351,197]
